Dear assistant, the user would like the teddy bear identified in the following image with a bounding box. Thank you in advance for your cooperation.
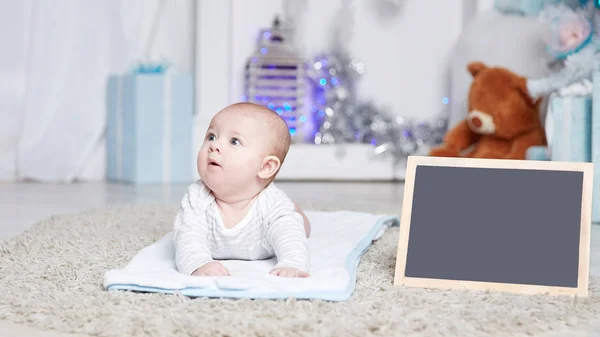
[429,62,547,160]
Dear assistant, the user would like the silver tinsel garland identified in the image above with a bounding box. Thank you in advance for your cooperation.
[307,51,449,165]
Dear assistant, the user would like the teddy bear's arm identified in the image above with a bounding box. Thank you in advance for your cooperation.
[433,120,480,155]
[430,120,480,157]
[503,130,546,160]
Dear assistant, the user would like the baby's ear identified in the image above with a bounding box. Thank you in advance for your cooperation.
[258,155,281,180]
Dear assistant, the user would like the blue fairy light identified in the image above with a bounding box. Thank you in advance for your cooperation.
[331,77,339,86]
[290,128,297,135]
[267,103,275,109]
[260,47,267,55]
[275,108,283,115]
[283,102,292,111]
[442,97,449,104]
[299,115,307,122]
[319,78,327,86]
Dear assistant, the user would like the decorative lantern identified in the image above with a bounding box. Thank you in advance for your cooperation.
[244,16,312,143]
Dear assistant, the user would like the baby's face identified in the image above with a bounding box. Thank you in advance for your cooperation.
[197,110,271,196]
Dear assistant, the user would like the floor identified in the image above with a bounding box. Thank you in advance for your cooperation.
[0,181,599,337]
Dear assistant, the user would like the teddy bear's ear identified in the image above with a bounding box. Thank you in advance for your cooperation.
[467,62,487,77]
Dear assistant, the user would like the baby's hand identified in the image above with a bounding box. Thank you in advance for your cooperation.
[270,267,310,278]
[192,261,230,277]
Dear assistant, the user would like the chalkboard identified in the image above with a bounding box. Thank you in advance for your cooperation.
[393,156,593,297]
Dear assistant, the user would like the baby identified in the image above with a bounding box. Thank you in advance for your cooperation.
[173,102,311,278]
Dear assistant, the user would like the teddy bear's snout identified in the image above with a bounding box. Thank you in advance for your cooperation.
[467,110,496,135]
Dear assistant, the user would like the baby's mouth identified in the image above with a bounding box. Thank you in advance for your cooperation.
[208,160,221,168]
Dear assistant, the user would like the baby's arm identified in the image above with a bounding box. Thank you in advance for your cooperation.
[173,183,228,276]
[266,208,310,278]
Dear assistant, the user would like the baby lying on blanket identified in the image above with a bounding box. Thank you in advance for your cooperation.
[173,102,311,278]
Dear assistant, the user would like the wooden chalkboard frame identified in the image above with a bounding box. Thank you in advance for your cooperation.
[393,155,593,297]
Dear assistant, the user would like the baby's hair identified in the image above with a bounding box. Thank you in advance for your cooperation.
[225,102,291,164]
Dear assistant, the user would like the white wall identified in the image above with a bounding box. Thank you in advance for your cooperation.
[220,0,466,123]
[475,0,496,12]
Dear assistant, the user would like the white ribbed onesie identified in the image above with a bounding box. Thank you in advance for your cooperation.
[173,180,309,276]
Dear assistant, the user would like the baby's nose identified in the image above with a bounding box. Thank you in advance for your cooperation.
[209,143,220,153]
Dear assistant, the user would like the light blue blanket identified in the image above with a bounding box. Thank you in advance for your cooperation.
[103,211,399,301]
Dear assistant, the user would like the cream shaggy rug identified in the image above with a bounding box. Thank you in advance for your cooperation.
[0,204,599,337]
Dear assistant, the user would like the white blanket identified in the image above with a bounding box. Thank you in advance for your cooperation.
[103,211,399,301]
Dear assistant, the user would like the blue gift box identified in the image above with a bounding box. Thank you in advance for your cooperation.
[545,90,598,221]
[525,146,550,161]
[106,73,194,184]
[549,93,592,163]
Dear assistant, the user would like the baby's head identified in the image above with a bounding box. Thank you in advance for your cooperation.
[197,102,291,201]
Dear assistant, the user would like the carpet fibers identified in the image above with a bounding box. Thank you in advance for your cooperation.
[0,204,599,337]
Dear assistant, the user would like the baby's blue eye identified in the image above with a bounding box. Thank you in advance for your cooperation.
[207,134,216,141]
[230,138,241,145]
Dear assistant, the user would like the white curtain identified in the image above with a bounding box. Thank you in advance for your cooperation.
[0,0,33,181]
[0,0,193,183]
